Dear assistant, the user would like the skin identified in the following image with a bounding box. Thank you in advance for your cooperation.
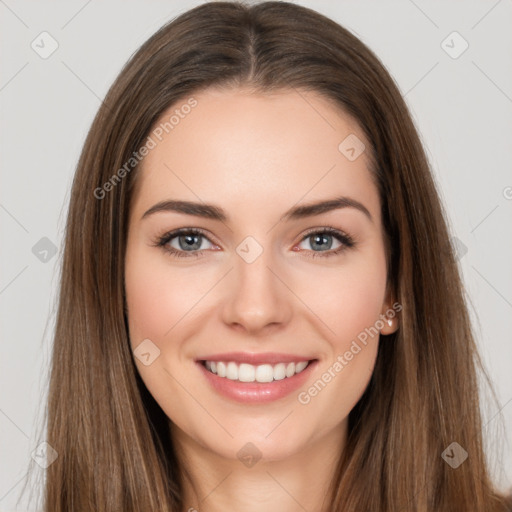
[124,87,399,512]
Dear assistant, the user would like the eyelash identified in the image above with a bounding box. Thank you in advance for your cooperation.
[151,226,356,260]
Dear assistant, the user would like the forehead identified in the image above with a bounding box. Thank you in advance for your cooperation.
[131,87,379,223]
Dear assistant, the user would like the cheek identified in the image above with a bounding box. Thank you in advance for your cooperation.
[305,252,388,348]
[124,249,208,422]
[125,251,206,345]
[124,248,215,408]
[296,252,387,412]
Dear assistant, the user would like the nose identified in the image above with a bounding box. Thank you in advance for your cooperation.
[220,246,293,336]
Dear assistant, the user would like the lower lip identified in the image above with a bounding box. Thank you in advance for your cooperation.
[196,360,318,404]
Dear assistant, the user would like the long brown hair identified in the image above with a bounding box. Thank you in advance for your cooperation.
[30,1,510,510]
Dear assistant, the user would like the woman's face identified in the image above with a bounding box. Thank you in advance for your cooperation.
[125,87,397,463]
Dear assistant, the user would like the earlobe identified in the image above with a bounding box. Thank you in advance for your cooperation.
[380,302,400,335]
[381,315,399,335]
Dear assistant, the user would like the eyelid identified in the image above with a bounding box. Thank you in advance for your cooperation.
[299,225,350,241]
[294,226,355,254]
[152,227,218,251]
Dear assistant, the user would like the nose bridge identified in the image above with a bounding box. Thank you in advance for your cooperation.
[221,235,291,333]
[236,240,274,294]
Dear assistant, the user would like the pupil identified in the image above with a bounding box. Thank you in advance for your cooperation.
[312,234,332,251]
[180,234,201,251]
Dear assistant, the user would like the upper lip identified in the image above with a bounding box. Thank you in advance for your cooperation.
[196,352,316,365]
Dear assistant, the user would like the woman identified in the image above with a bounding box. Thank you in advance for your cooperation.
[38,1,511,510]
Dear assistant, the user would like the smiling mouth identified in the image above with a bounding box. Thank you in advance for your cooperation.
[200,359,316,383]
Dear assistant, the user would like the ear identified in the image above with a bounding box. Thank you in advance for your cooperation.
[379,291,401,336]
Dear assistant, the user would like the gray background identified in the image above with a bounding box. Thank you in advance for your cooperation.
[1,0,511,509]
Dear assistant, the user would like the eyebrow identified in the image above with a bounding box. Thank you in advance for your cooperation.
[141,196,373,223]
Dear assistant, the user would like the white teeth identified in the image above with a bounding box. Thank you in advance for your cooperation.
[255,364,274,383]
[226,362,238,380]
[238,363,255,382]
[217,361,226,377]
[285,362,295,378]
[273,363,286,380]
[295,361,308,373]
[203,360,311,382]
